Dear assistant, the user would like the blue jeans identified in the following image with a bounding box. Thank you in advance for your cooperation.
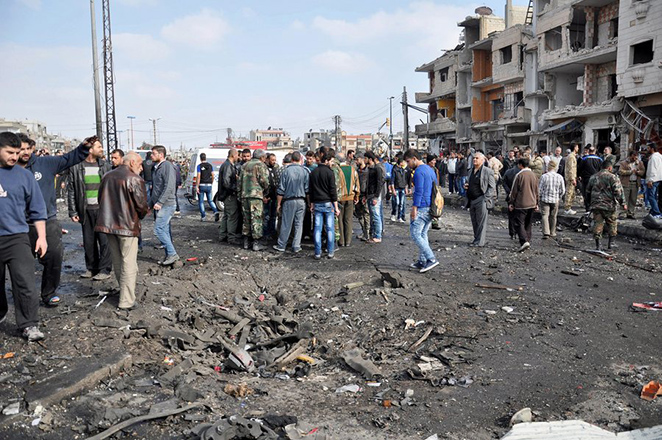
[647,181,661,216]
[458,176,467,197]
[369,198,383,239]
[313,202,335,256]
[198,185,218,218]
[154,204,177,257]
[393,189,407,220]
[410,207,435,264]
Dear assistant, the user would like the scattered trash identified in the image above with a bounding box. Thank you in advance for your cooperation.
[186,257,198,262]
[335,384,361,394]
[2,402,20,415]
[501,306,514,313]
[475,283,523,291]
[641,380,662,401]
[484,310,497,315]
[631,302,662,311]
[160,306,172,312]
[163,356,175,366]
[561,270,580,277]
[343,281,365,290]
[1,352,14,359]
[93,295,107,309]
[408,326,434,352]
[224,383,254,398]
[510,407,533,425]
[424,435,439,440]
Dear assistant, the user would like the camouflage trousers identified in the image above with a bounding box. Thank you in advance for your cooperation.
[564,183,576,210]
[592,209,617,239]
[242,198,264,240]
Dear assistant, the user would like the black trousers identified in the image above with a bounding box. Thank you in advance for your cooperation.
[0,234,39,329]
[27,218,63,301]
[82,209,112,274]
[513,208,534,245]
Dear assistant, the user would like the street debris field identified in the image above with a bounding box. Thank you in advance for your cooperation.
[0,201,661,440]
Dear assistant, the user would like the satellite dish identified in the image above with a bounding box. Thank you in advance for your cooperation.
[475,6,493,16]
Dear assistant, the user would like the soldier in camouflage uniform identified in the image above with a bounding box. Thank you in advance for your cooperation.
[328,149,343,243]
[585,158,627,251]
[238,149,270,251]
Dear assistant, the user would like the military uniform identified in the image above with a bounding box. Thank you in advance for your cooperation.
[238,158,270,242]
[330,159,343,242]
[586,168,626,241]
[564,152,577,210]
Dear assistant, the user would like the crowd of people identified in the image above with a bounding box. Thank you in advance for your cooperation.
[2,128,662,342]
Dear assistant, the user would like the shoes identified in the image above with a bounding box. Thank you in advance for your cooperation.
[327,253,335,259]
[22,326,44,342]
[174,211,181,216]
[542,235,550,240]
[45,295,60,307]
[420,259,439,273]
[200,216,207,222]
[410,261,425,269]
[92,272,112,281]
[313,254,321,260]
[80,270,93,278]
[155,244,166,250]
[518,242,530,252]
[565,209,577,215]
[292,247,302,254]
[368,238,382,243]
[252,241,266,251]
[626,215,635,219]
[273,245,285,252]
[243,237,250,250]
[117,303,140,311]
[390,215,396,222]
[161,254,180,266]
[214,212,220,222]
[399,218,405,223]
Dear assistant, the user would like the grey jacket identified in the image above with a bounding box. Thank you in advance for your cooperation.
[151,160,176,207]
[465,165,496,209]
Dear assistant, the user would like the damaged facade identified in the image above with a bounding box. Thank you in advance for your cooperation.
[415,0,662,156]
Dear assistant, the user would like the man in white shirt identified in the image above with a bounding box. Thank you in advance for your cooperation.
[645,143,662,217]
[447,152,458,194]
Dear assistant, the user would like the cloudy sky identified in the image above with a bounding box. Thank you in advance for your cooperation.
[1,0,527,149]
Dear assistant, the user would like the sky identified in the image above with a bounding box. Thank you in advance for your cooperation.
[0,0,529,149]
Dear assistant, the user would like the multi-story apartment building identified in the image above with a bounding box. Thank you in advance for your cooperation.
[414,0,662,157]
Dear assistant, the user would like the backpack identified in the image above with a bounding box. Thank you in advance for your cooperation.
[430,183,444,218]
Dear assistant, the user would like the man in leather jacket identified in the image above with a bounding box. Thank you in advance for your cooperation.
[95,152,149,310]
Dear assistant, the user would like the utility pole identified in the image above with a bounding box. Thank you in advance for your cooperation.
[149,118,160,145]
[89,0,103,142]
[333,115,342,154]
[402,87,409,151]
[388,96,394,158]
[127,115,135,149]
[101,0,118,156]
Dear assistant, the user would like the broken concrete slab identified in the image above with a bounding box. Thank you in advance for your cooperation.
[501,421,662,439]
[378,269,403,288]
[22,352,132,413]
[159,359,193,385]
[342,348,381,378]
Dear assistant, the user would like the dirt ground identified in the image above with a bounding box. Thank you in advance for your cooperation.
[0,196,660,440]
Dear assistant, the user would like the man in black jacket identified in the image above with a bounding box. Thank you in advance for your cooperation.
[364,151,384,243]
[578,145,603,211]
[67,139,112,280]
[218,149,241,245]
[13,134,90,306]
[309,149,339,259]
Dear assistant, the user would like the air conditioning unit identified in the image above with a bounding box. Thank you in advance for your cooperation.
[607,115,615,124]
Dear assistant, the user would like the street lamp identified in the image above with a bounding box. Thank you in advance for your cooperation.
[388,96,394,158]
[127,115,136,149]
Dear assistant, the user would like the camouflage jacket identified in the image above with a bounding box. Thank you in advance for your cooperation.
[586,169,626,211]
[238,158,269,200]
[330,159,343,200]
[564,152,577,182]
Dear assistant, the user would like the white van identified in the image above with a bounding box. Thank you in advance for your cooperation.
[185,148,230,201]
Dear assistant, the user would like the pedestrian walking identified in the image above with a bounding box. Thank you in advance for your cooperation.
[218,149,241,245]
[447,152,457,194]
[509,158,538,252]
[95,152,149,310]
[389,157,410,222]
[14,133,90,306]
[309,149,339,259]
[502,164,519,240]
[238,149,270,251]
[150,145,179,265]
[564,142,580,215]
[355,153,371,241]
[586,158,627,250]
[67,137,113,279]
[404,150,439,273]
[618,150,645,219]
[0,132,48,341]
[538,161,565,239]
[466,153,496,247]
[274,151,309,253]
[645,142,662,218]
[196,153,218,221]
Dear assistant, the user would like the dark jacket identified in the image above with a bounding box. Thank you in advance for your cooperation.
[578,155,603,182]
[457,158,468,177]
[151,160,176,207]
[309,164,337,204]
[358,166,369,196]
[391,166,410,190]
[218,159,238,201]
[465,165,496,209]
[367,164,385,199]
[25,142,90,219]
[95,165,149,237]
[67,158,112,223]
[502,166,519,203]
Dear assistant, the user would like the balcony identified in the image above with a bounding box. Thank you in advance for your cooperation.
[542,98,623,121]
[539,44,617,73]
[415,118,456,136]
[498,106,532,126]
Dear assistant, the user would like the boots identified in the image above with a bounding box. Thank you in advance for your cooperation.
[252,239,266,251]
[595,238,601,251]
[608,236,616,250]
[243,236,250,250]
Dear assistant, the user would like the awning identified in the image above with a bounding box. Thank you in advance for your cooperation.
[543,118,583,134]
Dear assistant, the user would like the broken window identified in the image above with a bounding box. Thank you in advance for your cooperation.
[631,40,654,66]
[500,46,512,64]
[439,108,448,118]
[545,27,563,52]
[439,67,449,82]
[609,74,617,99]
[491,99,504,120]
[569,9,586,52]
[609,17,618,40]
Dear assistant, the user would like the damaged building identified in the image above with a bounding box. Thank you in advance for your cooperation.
[414,0,662,156]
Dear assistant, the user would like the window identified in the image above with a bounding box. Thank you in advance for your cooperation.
[609,74,617,99]
[631,40,654,65]
[439,67,449,82]
[545,27,563,52]
[491,99,504,120]
[500,46,512,64]
[609,17,619,40]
